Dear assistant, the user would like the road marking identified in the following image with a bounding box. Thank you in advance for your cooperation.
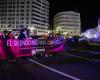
[64,53,100,62]
[28,59,80,80]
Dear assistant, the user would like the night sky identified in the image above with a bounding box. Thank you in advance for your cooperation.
[49,0,100,32]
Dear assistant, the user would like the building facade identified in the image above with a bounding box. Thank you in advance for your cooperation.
[54,11,81,37]
[0,0,49,35]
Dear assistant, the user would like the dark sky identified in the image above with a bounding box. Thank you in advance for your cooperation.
[49,0,100,32]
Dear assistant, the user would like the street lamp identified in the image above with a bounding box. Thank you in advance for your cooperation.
[56,26,61,32]
[28,27,35,32]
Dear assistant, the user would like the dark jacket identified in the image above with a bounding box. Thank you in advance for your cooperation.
[18,33,26,39]
[31,35,38,39]
[0,36,4,40]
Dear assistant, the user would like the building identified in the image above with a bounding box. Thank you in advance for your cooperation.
[0,0,49,35]
[54,11,81,37]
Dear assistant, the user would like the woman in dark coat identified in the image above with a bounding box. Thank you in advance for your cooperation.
[6,31,15,39]
[18,29,28,39]
[2,31,16,62]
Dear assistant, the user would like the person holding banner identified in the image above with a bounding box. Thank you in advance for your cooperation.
[18,29,29,39]
[0,32,5,60]
[0,32,4,40]
[3,31,16,62]
[6,31,15,39]
[31,32,38,39]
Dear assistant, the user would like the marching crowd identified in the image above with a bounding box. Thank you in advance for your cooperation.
[0,28,65,40]
[0,29,66,60]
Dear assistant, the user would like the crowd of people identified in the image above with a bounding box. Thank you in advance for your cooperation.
[0,29,66,59]
[0,28,65,40]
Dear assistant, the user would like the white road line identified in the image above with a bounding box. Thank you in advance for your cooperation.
[28,59,80,80]
[64,53,100,62]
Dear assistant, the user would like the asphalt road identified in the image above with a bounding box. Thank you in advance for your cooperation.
[0,50,100,80]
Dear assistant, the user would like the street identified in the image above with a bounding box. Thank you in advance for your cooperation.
[0,0,100,80]
[0,49,100,80]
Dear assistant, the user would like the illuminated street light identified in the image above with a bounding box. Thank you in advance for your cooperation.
[28,27,35,32]
[56,26,61,32]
